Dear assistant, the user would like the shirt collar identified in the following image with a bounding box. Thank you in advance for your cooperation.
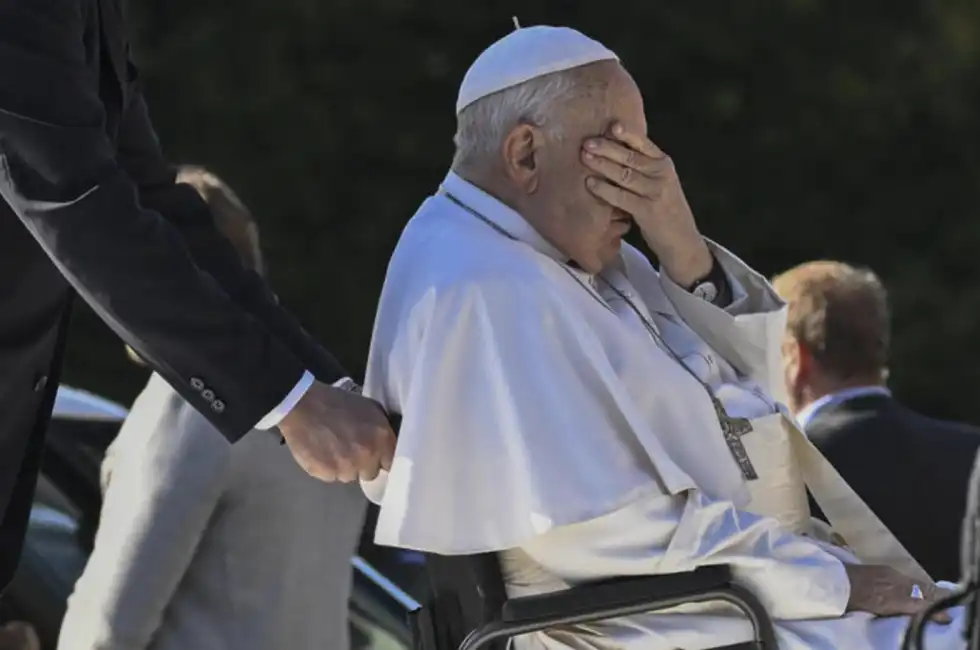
[796,385,892,430]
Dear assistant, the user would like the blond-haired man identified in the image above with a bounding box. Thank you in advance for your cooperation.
[774,260,980,581]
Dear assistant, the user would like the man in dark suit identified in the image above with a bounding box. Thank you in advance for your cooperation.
[773,260,980,581]
[0,0,396,593]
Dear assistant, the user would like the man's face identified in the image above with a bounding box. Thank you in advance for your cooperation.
[511,62,647,273]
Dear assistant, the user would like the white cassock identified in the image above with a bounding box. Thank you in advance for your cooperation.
[362,171,965,650]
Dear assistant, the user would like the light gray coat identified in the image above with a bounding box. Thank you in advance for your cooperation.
[58,373,367,650]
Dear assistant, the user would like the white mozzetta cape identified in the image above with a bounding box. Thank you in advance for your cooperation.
[363,171,785,552]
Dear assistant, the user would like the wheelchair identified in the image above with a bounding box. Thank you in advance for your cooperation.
[381,414,779,650]
[406,544,778,650]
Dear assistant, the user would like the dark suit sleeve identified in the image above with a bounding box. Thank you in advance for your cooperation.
[0,1,343,441]
[115,59,348,391]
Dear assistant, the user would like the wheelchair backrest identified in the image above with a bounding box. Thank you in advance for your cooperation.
[413,552,509,650]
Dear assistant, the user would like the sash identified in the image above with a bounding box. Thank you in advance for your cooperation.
[739,411,932,585]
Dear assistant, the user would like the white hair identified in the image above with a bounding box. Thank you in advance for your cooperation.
[452,70,582,169]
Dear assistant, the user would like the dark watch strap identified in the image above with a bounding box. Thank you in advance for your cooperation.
[685,254,733,307]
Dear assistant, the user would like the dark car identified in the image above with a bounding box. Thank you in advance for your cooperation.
[0,386,419,650]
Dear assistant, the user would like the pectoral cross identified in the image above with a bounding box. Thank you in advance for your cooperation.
[711,395,758,481]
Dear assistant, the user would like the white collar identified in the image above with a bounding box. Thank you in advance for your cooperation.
[439,171,632,281]
[796,385,892,430]
[439,171,570,263]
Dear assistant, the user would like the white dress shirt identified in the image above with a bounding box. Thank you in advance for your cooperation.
[795,386,892,430]
[254,372,356,430]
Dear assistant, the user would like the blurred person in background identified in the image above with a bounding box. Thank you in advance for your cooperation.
[0,0,395,600]
[57,167,367,650]
[774,260,980,581]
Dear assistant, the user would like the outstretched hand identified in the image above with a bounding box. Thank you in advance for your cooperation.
[845,564,953,624]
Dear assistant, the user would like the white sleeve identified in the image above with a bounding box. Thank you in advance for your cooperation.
[659,240,787,394]
[253,369,315,430]
[518,490,850,621]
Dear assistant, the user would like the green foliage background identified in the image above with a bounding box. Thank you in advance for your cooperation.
[62,0,980,424]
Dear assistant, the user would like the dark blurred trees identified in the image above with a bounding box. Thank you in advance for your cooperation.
[62,0,980,423]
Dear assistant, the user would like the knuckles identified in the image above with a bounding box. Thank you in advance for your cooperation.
[350,439,379,461]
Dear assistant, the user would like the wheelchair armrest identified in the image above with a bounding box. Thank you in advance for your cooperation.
[458,564,777,650]
[501,564,734,622]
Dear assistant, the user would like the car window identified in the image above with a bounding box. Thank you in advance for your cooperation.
[45,417,119,475]
[349,609,409,650]
[350,557,416,650]
[32,472,81,522]
[3,473,91,647]
[26,475,89,583]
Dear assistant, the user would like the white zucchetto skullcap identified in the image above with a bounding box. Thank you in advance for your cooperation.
[456,25,619,115]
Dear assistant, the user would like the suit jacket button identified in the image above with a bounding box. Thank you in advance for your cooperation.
[33,375,48,392]
[211,399,225,414]
[201,388,215,402]
[190,377,205,391]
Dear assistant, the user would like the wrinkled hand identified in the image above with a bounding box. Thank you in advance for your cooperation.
[844,564,952,623]
[581,122,711,284]
[278,380,397,483]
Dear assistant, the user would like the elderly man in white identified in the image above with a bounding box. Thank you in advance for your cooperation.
[361,25,964,650]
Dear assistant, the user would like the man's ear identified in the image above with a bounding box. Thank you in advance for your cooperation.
[783,337,816,383]
[501,124,541,192]
[797,340,815,378]
[782,336,808,382]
